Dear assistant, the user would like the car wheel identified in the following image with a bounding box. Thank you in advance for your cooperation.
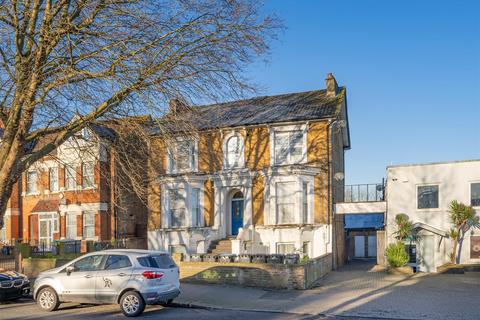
[37,287,60,312]
[120,291,145,317]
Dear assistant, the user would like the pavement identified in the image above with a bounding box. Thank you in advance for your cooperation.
[175,260,480,320]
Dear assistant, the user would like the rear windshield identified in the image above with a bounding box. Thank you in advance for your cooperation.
[137,254,176,269]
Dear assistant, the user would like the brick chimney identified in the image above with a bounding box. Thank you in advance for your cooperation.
[325,73,339,97]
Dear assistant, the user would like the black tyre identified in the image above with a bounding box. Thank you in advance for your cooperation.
[120,291,145,317]
[37,287,60,312]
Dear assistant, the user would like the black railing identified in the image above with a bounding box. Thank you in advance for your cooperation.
[344,181,385,203]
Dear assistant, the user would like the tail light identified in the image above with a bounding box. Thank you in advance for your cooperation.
[142,271,164,279]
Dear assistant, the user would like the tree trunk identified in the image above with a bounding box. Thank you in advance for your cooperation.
[451,240,458,264]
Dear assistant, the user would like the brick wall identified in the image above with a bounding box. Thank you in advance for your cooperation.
[177,253,332,290]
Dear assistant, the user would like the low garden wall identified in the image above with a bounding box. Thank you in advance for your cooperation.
[176,253,332,290]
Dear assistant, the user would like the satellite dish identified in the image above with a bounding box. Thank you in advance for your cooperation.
[334,172,344,181]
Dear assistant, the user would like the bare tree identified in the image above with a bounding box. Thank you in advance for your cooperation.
[0,0,281,226]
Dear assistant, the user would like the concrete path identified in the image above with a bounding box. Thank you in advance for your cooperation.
[176,261,480,320]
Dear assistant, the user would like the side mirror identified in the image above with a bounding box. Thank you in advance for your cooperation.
[66,266,74,276]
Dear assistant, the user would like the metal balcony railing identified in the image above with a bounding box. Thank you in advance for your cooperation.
[344,181,385,203]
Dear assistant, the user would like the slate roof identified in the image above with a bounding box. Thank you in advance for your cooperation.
[156,88,346,133]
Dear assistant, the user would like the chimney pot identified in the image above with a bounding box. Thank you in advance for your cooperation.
[325,73,339,97]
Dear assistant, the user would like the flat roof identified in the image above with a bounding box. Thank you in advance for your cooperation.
[387,159,480,169]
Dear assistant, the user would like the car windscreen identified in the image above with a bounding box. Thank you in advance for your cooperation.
[137,254,176,269]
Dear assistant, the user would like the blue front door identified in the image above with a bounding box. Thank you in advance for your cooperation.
[231,199,244,236]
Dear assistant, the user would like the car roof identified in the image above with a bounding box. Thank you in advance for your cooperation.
[98,249,170,256]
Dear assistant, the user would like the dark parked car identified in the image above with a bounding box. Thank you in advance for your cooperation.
[0,270,30,301]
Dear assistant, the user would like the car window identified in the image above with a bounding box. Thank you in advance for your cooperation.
[104,255,132,270]
[137,254,176,269]
[73,255,104,272]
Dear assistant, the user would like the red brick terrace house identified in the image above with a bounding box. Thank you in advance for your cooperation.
[0,124,148,249]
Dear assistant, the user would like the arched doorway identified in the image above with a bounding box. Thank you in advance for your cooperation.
[231,191,244,236]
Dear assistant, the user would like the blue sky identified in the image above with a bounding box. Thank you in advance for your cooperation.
[247,0,480,184]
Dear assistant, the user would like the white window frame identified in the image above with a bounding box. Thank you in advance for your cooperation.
[82,162,95,189]
[223,132,245,170]
[65,165,77,190]
[270,124,307,166]
[26,170,38,195]
[83,211,95,239]
[49,167,59,192]
[166,138,198,174]
[416,184,440,210]
[66,213,77,240]
[161,181,205,228]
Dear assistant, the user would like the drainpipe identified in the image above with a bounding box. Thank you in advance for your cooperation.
[327,118,339,269]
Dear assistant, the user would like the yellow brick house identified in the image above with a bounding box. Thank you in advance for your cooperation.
[147,73,350,266]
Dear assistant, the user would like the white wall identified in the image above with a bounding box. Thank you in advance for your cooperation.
[386,160,480,269]
[335,201,386,214]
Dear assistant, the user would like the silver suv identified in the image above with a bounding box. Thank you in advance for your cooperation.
[33,249,180,317]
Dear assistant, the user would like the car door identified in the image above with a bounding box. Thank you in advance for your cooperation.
[95,255,133,304]
[59,254,105,303]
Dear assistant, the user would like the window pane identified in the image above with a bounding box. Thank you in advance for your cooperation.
[226,135,242,168]
[66,213,77,239]
[471,183,480,206]
[49,168,58,191]
[276,182,296,224]
[83,212,95,239]
[65,166,76,190]
[417,185,439,209]
[176,141,191,170]
[27,171,37,194]
[104,255,132,270]
[274,132,289,165]
[277,243,295,254]
[290,131,303,163]
[192,188,201,227]
[302,182,308,224]
[73,255,103,272]
[82,162,94,188]
[169,189,186,227]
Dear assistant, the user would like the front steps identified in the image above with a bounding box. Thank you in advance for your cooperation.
[208,238,234,255]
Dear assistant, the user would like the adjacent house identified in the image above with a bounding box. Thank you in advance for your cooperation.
[0,125,148,249]
[147,73,350,266]
[385,159,480,272]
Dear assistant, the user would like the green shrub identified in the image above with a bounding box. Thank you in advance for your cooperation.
[385,242,409,268]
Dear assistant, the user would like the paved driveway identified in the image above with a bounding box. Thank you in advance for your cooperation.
[177,260,480,320]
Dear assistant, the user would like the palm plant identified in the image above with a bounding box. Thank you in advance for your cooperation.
[394,213,414,241]
[448,200,480,264]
